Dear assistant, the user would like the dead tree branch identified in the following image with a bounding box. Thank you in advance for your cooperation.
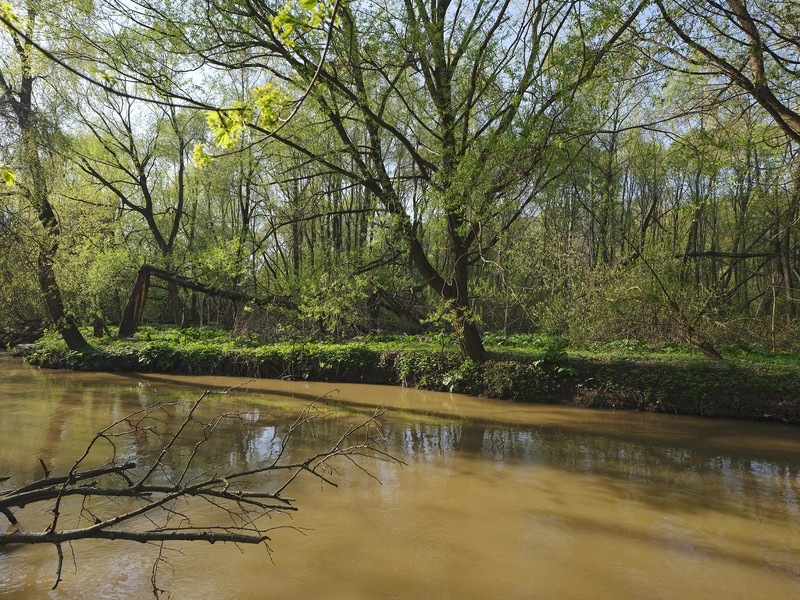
[118,264,298,338]
[1,389,397,597]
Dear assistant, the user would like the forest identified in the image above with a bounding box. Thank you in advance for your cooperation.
[1,0,798,362]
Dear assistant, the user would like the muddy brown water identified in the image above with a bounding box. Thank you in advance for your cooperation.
[1,353,799,599]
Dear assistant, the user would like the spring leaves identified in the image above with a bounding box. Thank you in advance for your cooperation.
[194,0,339,166]
[194,83,291,166]
[272,0,338,47]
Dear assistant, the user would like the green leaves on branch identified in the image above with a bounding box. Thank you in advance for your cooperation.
[192,143,212,168]
[192,0,340,168]
[206,102,250,149]
[88,65,118,86]
[421,300,483,333]
[194,84,292,167]
[252,83,291,129]
[271,3,299,44]
[271,0,340,48]
[0,2,18,24]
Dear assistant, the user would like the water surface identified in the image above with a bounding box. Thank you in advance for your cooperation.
[1,353,799,599]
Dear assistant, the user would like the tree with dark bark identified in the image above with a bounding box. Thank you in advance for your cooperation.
[0,1,89,350]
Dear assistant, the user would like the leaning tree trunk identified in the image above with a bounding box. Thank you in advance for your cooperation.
[36,244,88,350]
[24,170,88,350]
[18,91,88,350]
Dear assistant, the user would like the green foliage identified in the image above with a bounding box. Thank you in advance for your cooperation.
[199,82,292,156]
[0,2,17,23]
[271,0,338,47]
[206,105,250,149]
[482,332,567,353]
[252,83,291,129]
[194,239,246,284]
[0,213,44,336]
[192,143,211,168]
[4,0,800,363]
[25,326,800,422]
[392,350,460,389]
[442,358,480,393]
[298,271,372,340]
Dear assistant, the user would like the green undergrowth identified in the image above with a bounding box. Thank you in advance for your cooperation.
[24,326,800,424]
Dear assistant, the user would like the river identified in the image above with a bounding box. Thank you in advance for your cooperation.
[1,352,799,599]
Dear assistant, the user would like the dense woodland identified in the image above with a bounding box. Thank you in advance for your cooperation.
[1,0,798,361]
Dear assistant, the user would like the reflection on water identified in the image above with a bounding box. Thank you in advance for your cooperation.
[1,353,799,599]
[378,419,800,529]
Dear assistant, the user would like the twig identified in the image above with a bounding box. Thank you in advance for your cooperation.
[0,389,400,597]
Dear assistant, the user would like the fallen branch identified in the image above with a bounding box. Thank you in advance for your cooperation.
[0,388,398,597]
[118,264,297,338]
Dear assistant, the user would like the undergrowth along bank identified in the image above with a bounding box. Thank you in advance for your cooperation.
[23,327,800,424]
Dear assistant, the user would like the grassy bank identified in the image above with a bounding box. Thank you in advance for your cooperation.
[23,327,800,424]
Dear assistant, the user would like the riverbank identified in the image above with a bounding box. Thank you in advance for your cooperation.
[20,327,800,424]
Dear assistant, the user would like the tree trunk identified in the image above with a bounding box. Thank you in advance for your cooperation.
[37,247,88,350]
[458,320,485,363]
[779,193,797,323]
[448,222,486,363]
[168,280,184,326]
[118,269,151,338]
[13,27,88,351]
